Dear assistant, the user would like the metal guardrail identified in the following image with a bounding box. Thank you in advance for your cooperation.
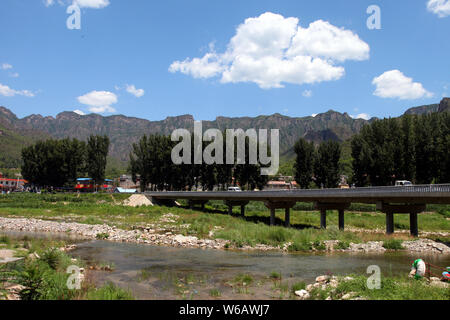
[264,184,450,194]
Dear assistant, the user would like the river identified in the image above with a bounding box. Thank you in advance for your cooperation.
[2,231,450,299]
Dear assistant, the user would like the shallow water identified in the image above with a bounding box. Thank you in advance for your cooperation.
[2,231,449,300]
[71,240,450,300]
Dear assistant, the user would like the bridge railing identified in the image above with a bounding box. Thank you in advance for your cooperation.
[266,184,450,194]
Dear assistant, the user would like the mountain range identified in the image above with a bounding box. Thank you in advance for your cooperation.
[0,98,448,168]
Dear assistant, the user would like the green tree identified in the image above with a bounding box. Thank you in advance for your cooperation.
[314,140,341,188]
[293,138,315,189]
[86,135,110,186]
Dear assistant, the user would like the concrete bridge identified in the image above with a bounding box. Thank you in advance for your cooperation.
[146,184,450,237]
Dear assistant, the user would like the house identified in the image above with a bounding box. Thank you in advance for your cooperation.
[117,175,140,189]
[0,173,27,192]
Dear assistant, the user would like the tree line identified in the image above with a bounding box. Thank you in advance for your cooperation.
[351,112,449,186]
[129,133,268,192]
[293,139,342,189]
[21,135,110,187]
[293,111,450,188]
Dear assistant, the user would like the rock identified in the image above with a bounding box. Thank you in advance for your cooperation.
[341,292,356,300]
[306,284,314,291]
[27,252,40,260]
[295,289,310,300]
[315,275,330,283]
[343,276,354,281]
[329,279,339,288]
[429,278,449,288]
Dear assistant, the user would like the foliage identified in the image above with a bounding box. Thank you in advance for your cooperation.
[351,113,450,186]
[293,138,315,189]
[382,239,404,250]
[21,135,109,187]
[130,132,268,191]
[86,135,110,184]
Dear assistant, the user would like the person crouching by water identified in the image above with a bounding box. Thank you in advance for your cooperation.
[409,259,426,280]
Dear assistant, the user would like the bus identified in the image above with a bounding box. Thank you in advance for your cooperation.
[75,178,114,192]
[75,178,95,192]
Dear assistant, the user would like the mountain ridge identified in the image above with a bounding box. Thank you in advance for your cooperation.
[1,98,448,168]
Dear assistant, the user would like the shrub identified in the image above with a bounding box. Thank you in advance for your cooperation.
[209,289,221,297]
[41,248,64,270]
[336,241,350,250]
[96,233,109,240]
[86,282,134,300]
[291,281,306,293]
[269,272,281,280]
[288,240,312,252]
[313,241,326,250]
[0,235,11,245]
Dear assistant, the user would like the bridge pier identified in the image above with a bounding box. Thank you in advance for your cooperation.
[314,202,350,230]
[264,201,296,227]
[377,203,425,237]
[224,200,250,217]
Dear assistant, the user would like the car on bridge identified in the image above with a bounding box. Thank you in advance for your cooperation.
[395,180,413,186]
[227,186,242,192]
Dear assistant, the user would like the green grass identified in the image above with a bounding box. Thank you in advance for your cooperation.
[233,274,253,286]
[209,288,221,297]
[0,236,134,300]
[85,282,133,300]
[382,239,404,250]
[326,275,450,300]
[291,281,306,293]
[269,272,281,280]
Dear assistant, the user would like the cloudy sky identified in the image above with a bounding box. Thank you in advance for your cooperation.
[0,0,449,120]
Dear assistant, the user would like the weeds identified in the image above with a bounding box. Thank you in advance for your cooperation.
[382,239,404,250]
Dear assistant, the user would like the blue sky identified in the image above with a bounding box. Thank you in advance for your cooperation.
[0,0,449,121]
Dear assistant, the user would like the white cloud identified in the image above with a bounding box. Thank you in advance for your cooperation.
[372,70,433,100]
[0,83,34,97]
[427,0,450,18]
[74,0,110,9]
[169,52,223,79]
[311,113,318,117]
[351,113,371,120]
[9,72,19,78]
[1,63,13,70]
[125,84,145,98]
[44,0,110,9]
[77,90,117,113]
[73,109,86,115]
[302,89,313,98]
[286,20,370,62]
[169,12,369,89]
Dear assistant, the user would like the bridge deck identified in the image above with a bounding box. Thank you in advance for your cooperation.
[146,184,450,205]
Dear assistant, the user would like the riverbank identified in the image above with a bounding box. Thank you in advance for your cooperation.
[294,274,449,300]
[1,216,449,254]
[0,235,133,300]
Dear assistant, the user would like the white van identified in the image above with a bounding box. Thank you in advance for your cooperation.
[227,186,242,192]
[395,180,413,186]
